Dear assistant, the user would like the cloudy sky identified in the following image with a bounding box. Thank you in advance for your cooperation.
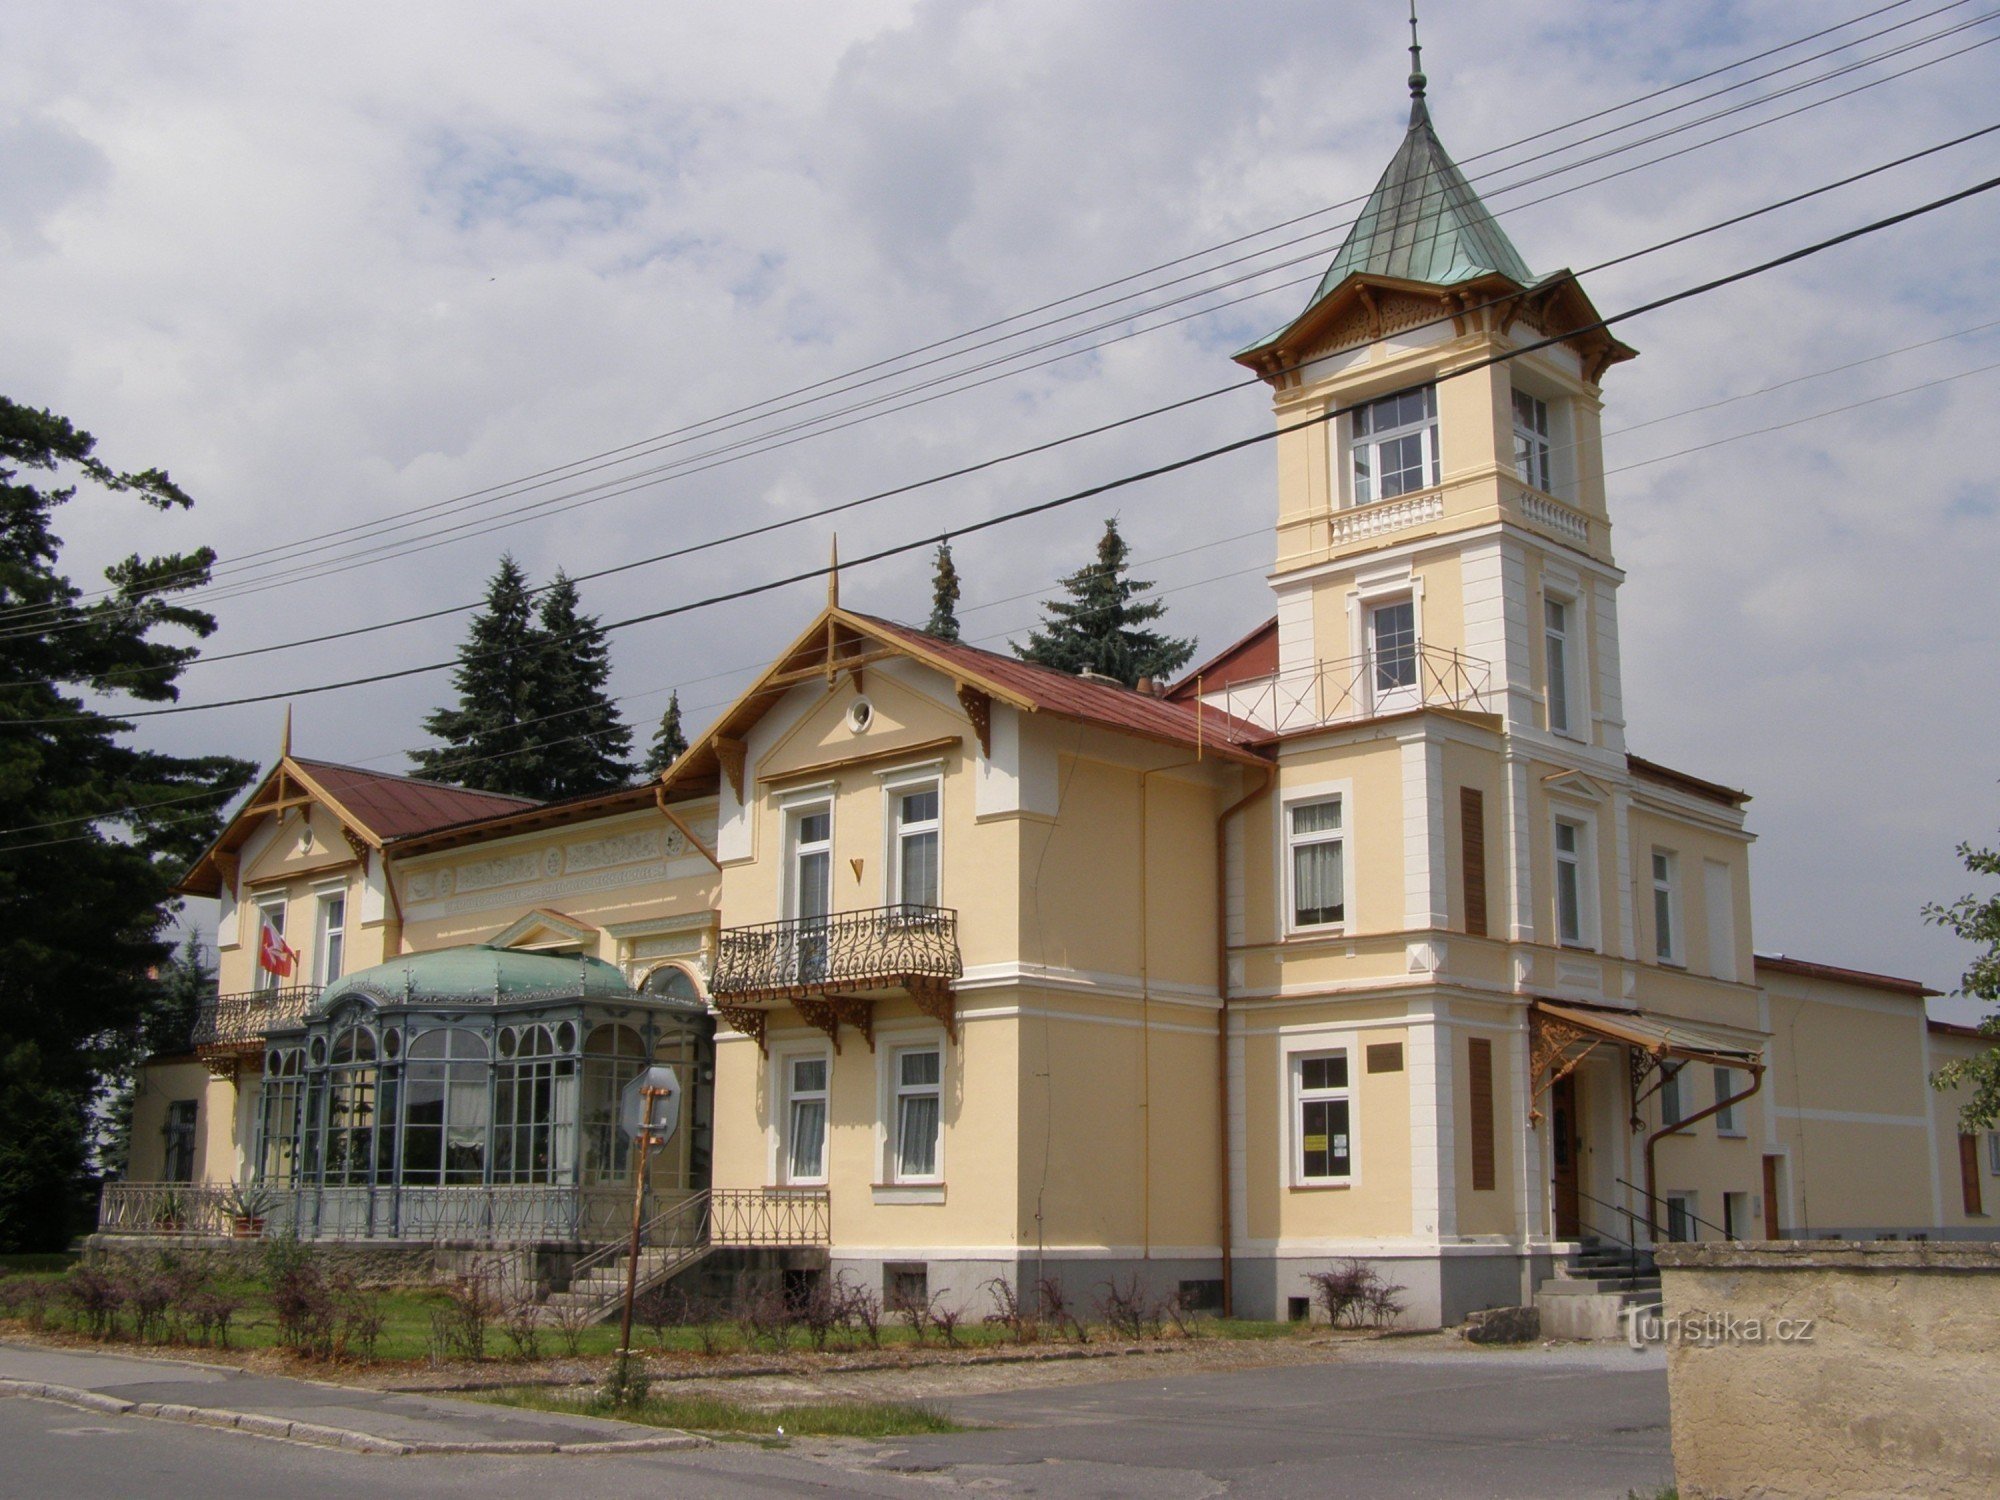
[5,0,1998,1017]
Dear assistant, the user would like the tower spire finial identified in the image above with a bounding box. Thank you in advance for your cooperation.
[1407,1,1428,114]
[827,534,840,610]
[281,703,293,760]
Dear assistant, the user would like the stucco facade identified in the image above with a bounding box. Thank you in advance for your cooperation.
[119,74,1997,1328]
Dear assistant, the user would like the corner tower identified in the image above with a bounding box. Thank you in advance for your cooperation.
[1227,56,1635,761]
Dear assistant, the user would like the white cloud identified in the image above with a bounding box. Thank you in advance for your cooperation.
[2,0,1997,1012]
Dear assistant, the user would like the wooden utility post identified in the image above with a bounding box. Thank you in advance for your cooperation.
[612,1083,670,1399]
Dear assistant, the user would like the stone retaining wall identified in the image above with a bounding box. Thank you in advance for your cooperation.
[1653,1240,2000,1499]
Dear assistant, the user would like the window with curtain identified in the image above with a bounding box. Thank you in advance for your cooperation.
[893,785,940,911]
[257,1048,306,1185]
[493,1025,575,1184]
[786,1055,829,1182]
[401,1028,490,1186]
[1288,799,1345,928]
[315,892,346,986]
[893,1047,942,1180]
[1293,1052,1352,1182]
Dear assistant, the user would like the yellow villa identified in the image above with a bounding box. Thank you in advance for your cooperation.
[115,69,1998,1329]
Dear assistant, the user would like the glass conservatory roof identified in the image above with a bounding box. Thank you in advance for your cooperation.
[316,944,638,1012]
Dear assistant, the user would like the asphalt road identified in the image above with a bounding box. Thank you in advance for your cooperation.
[0,1341,1672,1499]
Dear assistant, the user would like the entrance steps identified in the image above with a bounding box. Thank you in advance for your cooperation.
[540,1242,712,1326]
[1536,1237,1661,1339]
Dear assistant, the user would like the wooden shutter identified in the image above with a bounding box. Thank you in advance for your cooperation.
[1468,1037,1495,1191]
[1460,787,1488,937]
[1962,1134,1984,1217]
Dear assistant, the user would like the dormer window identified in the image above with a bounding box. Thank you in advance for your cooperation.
[1512,389,1552,493]
[1350,386,1439,506]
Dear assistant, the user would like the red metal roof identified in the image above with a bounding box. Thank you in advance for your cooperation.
[293,759,539,840]
[1166,616,1279,703]
[853,615,1271,764]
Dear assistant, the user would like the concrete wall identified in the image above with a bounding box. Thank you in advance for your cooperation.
[1654,1241,2000,1499]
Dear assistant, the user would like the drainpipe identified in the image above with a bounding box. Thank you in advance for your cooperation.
[1643,1060,1765,1239]
[1213,763,1275,1317]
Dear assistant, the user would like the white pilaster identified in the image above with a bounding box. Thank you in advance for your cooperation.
[1407,998,1456,1239]
[1401,733,1449,931]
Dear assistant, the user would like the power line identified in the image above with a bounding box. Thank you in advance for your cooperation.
[17,169,1993,729]
[6,1,1981,626]
[11,111,1995,698]
[16,328,2000,852]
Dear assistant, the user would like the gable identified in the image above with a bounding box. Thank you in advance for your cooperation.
[755,669,968,786]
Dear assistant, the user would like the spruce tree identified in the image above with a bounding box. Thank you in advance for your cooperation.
[926,539,962,641]
[1016,518,1195,687]
[0,396,256,1247]
[531,569,634,797]
[644,691,689,777]
[409,554,546,795]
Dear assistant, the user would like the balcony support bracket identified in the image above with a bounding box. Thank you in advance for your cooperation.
[910,978,958,1043]
[714,1002,768,1055]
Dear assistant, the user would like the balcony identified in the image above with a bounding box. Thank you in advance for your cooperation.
[710,905,962,1051]
[1204,644,1492,736]
[191,985,318,1075]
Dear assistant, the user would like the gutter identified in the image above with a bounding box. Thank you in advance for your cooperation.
[1643,1062,1766,1239]
[1213,761,1275,1317]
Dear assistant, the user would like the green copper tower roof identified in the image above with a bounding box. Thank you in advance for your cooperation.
[1310,91,1532,296]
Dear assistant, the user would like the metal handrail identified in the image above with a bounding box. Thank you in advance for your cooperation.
[1573,1185,1650,1268]
[1616,1175,1737,1242]
[711,904,961,999]
[1200,643,1492,735]
[569,1190,713,1285]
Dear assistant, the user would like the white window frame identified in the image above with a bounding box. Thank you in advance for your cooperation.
[314,885,348,988]
[254,896,288,992]
[1543,592,1576,737]
[782,796,835,921]
[1651,849,1681,966]
[1552,811,1598,951]
[1713,1066,1744,1137]
[1288,1047,1355,1187]
[1989,1131,2000,1176]
[887,1041,944,1185]
[883,773,942,913]
[1347,384,1440,507]
[776,1045,832,1186]
[1366,597,1420,708]
[1512,387,1553,494]
[1282,788,1351,936]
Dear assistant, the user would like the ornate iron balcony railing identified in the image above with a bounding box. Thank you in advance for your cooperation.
[191,985,319,1057]
[710,904,961,1001]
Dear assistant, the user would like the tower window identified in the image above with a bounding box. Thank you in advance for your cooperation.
[1350,386,1439,505]
[1512,389,1552,493]
[1544,597,1573,735]
[1368,599,1418,694]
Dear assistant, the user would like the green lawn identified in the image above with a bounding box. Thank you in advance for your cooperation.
[0,1253,80,1276]
[480,1385,966,1438]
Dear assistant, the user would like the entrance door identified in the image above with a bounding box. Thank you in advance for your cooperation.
[1762,1155,1783,1238]
[1551,1073,1582,1239]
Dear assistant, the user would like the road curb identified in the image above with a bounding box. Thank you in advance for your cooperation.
[0,1379,706,1457]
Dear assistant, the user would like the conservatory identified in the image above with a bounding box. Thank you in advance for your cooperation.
[253,945,713,1244]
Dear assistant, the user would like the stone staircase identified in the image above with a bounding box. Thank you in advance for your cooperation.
[540,1239,714,1326]
[1535,1236,1662,1340]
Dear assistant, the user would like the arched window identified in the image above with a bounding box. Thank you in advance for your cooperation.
[642,965,703,1005]
[323,1024,382,1186]
[402,1029,490,1186]
[257,1048,306,1186]
[581,1023,651,1183]
[494,1024,575,1183]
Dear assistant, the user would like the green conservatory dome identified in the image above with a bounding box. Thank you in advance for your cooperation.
[316,944,637,1011]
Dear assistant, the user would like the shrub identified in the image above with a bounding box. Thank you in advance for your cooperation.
[62,1266,123,1339]
[835,1275,884,1350]
[499,1293,542,1361]
[982,1275,1038,1344]
[0,1275,61,1331]
[270,1256,338,1358]
[735,1284,794,1352]
[1095,1275,1161,1342]
[1306,1259,1407,1329]
[182,1287,242,1348]
[930,1297,966,1350]
[330,1272,385,1362]
[1161,1288,1207,1341]
[428,1269,501,1362]
[1036,1277,1089,1344]
[546,1292,594,1358]
[125,1266,176,1343]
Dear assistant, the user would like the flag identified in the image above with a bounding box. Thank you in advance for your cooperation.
[259,913,299,979]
